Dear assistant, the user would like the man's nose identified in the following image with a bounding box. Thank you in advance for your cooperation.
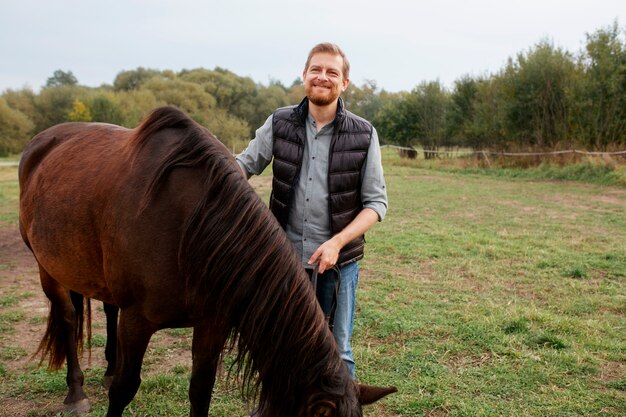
[317,71,328,80]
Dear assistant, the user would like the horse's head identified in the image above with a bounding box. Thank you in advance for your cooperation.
[306,381,397,417]
[254,381,396,417]
[254,364,397,417]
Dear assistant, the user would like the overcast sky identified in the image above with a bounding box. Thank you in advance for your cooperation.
[0,0,623,93]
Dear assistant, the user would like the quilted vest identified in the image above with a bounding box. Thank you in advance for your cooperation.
[270,97,372,266]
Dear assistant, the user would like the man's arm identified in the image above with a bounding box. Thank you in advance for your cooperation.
[235,114,274,179]
[308,126,388,274]
[360,127,388,220]
[308,207,379,273]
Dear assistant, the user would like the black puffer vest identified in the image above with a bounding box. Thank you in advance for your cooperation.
[270,97,372,266]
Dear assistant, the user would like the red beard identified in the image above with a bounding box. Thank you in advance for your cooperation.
[305,83,341,106]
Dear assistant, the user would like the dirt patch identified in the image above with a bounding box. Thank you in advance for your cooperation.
[0,224,37,280]
[542,187,626,211]
[0,224,46,371]
[599,361,626,383]
[595,189,626,209]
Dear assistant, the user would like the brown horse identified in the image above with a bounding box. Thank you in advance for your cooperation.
[19,107,396,417]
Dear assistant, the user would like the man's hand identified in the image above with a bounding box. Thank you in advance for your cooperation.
[308,237,341,274]
[307,208,380,274]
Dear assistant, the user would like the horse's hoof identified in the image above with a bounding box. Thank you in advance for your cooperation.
[64,398,90,415]
[103,375,114,389]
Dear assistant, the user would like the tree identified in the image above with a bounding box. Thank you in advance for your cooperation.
[411,81,450,155]
[179,67,256,117]
[195,108,251,153]
[113,68,161,91]
[68,99,92,122]
[502,40,577,148]
[238,84,289,136]
[140,74,249,148]
[446,75,478,145]
[468,77,509,149]
[46,70,78,87]
[116,89,163,127]
[573,22,626,148]
[89,93,123,125]
[142,77,217,115]
[0,97,34,155]
[33,85,83,132]
[343,80,384,122]
[374,91,417,147]
[2,88,36,122]
[287,78,305,105]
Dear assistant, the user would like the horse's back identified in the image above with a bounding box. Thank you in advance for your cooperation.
[20,122,132,218]
[20,123,122,178]
[19,122,135,302]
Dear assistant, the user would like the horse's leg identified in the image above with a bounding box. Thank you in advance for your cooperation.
[66,291,91,413]
[105,309,155,417]
[102,302,119,389]
[38,267,90,415]
[189,324,227,417]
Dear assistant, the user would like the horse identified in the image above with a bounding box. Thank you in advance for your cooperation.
[19,106,396,417]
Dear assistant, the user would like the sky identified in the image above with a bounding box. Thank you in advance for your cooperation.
[0,0,624,94]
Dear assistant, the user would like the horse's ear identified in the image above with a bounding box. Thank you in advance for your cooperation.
[309,400,336,417]
[357,383,398,405]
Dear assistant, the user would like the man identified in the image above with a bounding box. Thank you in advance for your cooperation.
[236,42,387,378]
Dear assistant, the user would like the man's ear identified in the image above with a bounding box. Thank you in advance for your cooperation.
[341,77,350,92]
[357,383,398,405]
[309,400,336,417]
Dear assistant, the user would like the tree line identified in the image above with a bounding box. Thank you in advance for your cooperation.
[1,22,624,157]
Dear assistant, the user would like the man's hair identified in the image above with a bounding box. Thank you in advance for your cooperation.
[304,43,350,80]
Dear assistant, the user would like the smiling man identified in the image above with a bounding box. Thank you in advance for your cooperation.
[236,42,388,378]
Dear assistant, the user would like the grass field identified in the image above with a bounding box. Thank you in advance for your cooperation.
[0,150,624,416]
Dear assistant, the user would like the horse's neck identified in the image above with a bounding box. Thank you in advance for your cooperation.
[248,272,340,413]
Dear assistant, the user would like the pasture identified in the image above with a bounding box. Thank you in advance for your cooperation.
[0,150,625,416]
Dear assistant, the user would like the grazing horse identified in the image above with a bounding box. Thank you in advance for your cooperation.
[19,107,396,417]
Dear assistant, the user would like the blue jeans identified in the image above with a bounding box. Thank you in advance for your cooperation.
[312,261,359,378]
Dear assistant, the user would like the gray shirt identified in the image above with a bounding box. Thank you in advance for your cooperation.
[236,110,388,266]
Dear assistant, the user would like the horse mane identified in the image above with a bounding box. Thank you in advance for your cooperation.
[129,106,352,415]
[130,106,217,213]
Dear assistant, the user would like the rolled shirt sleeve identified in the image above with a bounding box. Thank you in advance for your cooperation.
[236,115,274,177]
[361,127,388,221]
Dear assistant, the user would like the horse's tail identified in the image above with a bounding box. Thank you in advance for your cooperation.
[34,291,92,370]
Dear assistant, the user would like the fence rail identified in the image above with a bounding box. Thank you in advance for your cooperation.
[3,148,626,168]
[382,145,626,156]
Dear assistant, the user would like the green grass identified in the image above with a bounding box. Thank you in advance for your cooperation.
[459,163,626,187]
[353,151,626,416]
[399,155,626,188]
[0,164,19,224]
[0,292,32,308]
[1,151,624,416]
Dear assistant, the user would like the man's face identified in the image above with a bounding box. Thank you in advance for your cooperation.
[303,52,350,106]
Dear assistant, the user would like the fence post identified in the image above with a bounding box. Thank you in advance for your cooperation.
[481,150,491,167]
